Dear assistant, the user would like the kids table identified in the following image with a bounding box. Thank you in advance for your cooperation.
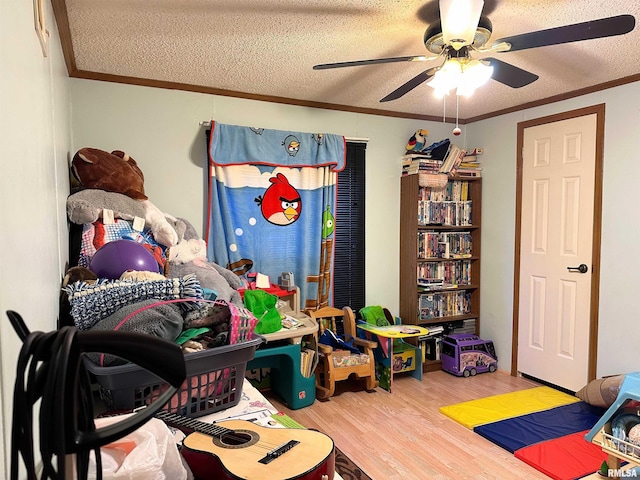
[356,323,428,392]
[245,287,319,409]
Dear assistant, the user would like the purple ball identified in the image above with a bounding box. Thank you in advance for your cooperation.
[90,240,159,279]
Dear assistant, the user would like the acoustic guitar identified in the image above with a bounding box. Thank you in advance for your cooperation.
[157,411,335,480]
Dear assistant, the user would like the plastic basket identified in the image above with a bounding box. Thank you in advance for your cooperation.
[83,335,262,418]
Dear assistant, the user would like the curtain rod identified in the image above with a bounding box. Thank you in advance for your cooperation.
[199,121,369,143]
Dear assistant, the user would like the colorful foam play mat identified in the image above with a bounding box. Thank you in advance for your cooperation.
[440,386,610,480]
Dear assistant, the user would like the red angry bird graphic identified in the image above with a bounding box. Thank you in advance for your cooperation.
[254,173,302,226]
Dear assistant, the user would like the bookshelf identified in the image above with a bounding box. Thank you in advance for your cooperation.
[399,173,482,372]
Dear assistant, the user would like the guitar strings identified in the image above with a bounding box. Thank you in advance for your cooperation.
[158,411,296,451]
[203,431,291,451]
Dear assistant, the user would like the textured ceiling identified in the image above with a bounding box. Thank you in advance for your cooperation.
[59,0,640,121]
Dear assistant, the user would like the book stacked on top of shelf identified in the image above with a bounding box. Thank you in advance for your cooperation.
[455,148,483,177]
[440,144,466,174]
[401,154,443,176]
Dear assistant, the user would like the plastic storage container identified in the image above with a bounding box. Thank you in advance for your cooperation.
[84,335,262,417]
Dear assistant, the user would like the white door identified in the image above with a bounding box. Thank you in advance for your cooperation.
[517,111,599,392]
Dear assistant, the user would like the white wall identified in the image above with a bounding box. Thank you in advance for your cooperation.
[465,81,640,378]
[69,79,456,313]
[70,79,640,380]
[0,1,71,477]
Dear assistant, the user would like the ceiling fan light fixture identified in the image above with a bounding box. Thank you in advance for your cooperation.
[427,58,493,97]
[440,0,484,50]
[457,59,493,96]
[427,58,463,97]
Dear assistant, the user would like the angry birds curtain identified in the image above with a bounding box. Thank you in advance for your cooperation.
[206,122,346,310]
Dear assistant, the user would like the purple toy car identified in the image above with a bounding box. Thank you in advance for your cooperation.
[441,333,497,377]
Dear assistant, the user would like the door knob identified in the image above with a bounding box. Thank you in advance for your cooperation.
[567,264,588,273]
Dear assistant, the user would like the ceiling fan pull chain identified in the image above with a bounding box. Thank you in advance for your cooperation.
[443,94,446,123]
[456,94,459,128]
[453,95,462,136]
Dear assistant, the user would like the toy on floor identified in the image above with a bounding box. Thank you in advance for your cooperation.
[576,374,626,408]
[440,333,497,377]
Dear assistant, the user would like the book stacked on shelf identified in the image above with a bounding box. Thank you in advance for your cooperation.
[418,324,446,361]
[418,282,458,292]
[440,144,466,174]
[417,231,472,259]
[418,260,472,285]
[450,318,477,334]
[421,324,445,337]
[300,346,316,377]
[417,200,472,226]
[419,290,472,320]
[455,148,483,177]
[418,277,444,290]
[419,180,469,202]
[401,154,443,176]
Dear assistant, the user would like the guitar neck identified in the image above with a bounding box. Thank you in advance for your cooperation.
[156,410,230,438]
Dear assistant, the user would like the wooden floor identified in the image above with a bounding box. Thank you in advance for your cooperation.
[266,370,554,480]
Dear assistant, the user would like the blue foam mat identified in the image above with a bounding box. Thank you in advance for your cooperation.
[473,401,605,453]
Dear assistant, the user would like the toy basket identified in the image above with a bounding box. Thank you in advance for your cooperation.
[83,335,262,418]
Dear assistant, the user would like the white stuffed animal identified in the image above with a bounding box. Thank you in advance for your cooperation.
[141,199,179,247]
[165,218,243,305]
[167,238,207,264]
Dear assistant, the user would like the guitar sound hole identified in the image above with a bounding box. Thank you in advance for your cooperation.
[221,432,251,446]
[212,429,260,449]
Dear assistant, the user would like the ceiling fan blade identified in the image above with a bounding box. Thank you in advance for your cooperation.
[484,58,539,88]
[313,55,438,70]
[495,14,636,52]
[380,67,439,102]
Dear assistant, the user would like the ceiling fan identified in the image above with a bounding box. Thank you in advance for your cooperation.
[313,0,636,102]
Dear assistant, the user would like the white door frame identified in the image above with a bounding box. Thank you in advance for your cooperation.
[511,104,605,384]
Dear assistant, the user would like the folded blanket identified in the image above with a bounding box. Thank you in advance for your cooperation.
[63,274,203,330]
[86,299,184,366]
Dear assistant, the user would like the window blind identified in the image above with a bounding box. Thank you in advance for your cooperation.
[333,142,366,311]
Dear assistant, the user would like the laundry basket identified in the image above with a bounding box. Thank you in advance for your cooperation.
[84,335,262,418]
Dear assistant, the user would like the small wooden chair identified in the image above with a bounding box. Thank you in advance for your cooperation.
[305,306,378,399]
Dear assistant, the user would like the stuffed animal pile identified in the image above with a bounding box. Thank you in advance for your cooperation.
[63,147,251,363]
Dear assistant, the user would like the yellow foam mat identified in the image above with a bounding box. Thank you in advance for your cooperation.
[439,386,579,429]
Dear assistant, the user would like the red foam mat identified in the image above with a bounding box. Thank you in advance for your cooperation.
[514,430,608,480]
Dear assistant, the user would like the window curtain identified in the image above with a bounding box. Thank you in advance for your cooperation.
[206,122,346,310]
